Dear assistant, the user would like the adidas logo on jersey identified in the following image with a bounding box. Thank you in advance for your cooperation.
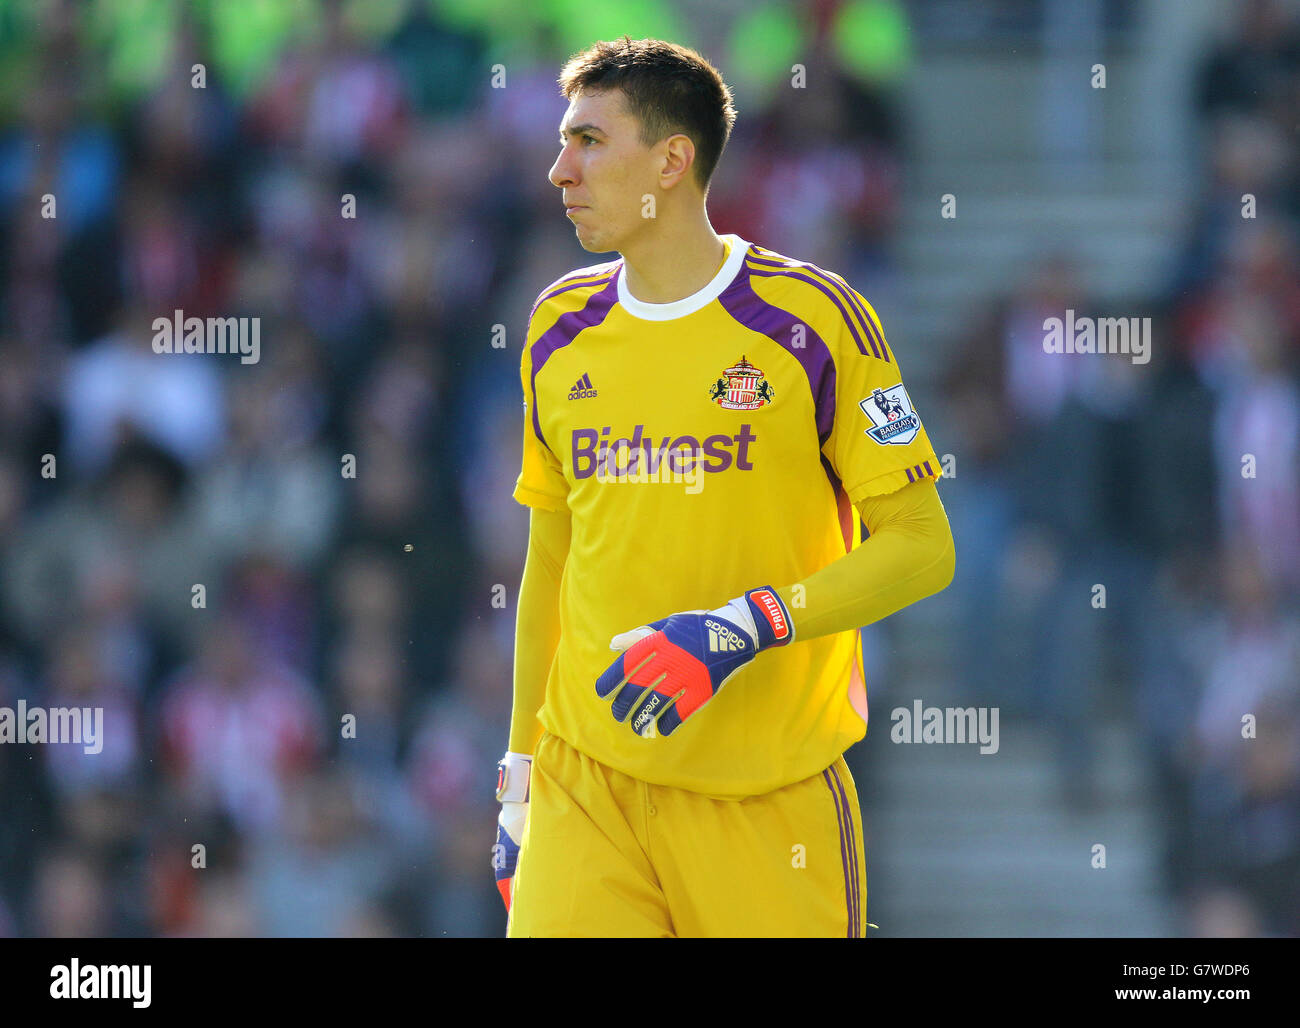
[568,373,597,400]
[705,618,748,653]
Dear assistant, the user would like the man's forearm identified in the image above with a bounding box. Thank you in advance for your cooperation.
[509,506,570,754]
[775,478,954,643]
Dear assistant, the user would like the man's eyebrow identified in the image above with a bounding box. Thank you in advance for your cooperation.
[559,123,606,139]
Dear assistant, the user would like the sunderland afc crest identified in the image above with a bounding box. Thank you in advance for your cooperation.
[860,384,920,444]
[709,355,774,410]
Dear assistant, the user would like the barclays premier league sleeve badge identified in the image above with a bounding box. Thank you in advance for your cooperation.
[859,384,920,444]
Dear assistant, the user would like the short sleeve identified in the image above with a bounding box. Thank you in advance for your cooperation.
[821,288,942,505]
[513,340,570,512]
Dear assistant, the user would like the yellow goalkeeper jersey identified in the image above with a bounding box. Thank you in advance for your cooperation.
[513,235,942,798]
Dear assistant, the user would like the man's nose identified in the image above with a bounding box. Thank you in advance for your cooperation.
[549,149,576,189]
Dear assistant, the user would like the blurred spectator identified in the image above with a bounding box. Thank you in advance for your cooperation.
[60,316,226,476]
[245,767,403,936]
[1210,298,1300,590]
[159,614,324,835]
[29,849,112,937]
[3,437,218,652]
[1196,0,1300,124]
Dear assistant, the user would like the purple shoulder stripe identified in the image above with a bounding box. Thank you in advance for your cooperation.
[746,252,890,362]
[717,254,837,446]
[537,264,621,307]
[528,276,620,452]
[527,264,621,325]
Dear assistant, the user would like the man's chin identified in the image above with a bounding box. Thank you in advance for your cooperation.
[576,236,617,255]
[573,224,619,255]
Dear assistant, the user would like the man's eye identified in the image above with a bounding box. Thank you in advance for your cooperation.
[582,135,596,145]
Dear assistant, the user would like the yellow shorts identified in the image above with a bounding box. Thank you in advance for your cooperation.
[507,731,867,937]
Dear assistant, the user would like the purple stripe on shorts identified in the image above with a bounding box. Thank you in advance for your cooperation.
[528,276,619,451]
[829,763,862,937]
[717,258,837,446]
[823,768,856,937]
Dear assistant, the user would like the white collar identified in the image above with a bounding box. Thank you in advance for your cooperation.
[616,234,749,321]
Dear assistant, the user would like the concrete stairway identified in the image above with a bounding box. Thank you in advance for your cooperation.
[856,691,1176,937]
[886,1,1222,374]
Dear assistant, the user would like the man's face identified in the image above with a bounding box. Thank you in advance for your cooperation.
[549,89,662,254]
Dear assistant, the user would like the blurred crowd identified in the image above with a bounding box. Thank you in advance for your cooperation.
[939,0,1300,936]
[2,0,1295,940]
[0,0,907,936]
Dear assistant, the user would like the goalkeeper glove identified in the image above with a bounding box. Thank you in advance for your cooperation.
[595,586,794,738]
[492,751,531,911]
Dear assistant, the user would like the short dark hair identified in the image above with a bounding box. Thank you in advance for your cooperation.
[558,37,737,190]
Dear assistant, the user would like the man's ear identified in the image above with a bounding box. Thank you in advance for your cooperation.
[659,133,697,190]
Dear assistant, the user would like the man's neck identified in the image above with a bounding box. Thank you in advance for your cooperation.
[620,218,727,305]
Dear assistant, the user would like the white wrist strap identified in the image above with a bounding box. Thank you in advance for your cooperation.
[497,751,533,803]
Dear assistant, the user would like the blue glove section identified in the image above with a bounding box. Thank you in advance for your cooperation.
[595,587,793,737]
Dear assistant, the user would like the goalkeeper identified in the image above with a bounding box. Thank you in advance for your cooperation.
[493,37,954,937]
